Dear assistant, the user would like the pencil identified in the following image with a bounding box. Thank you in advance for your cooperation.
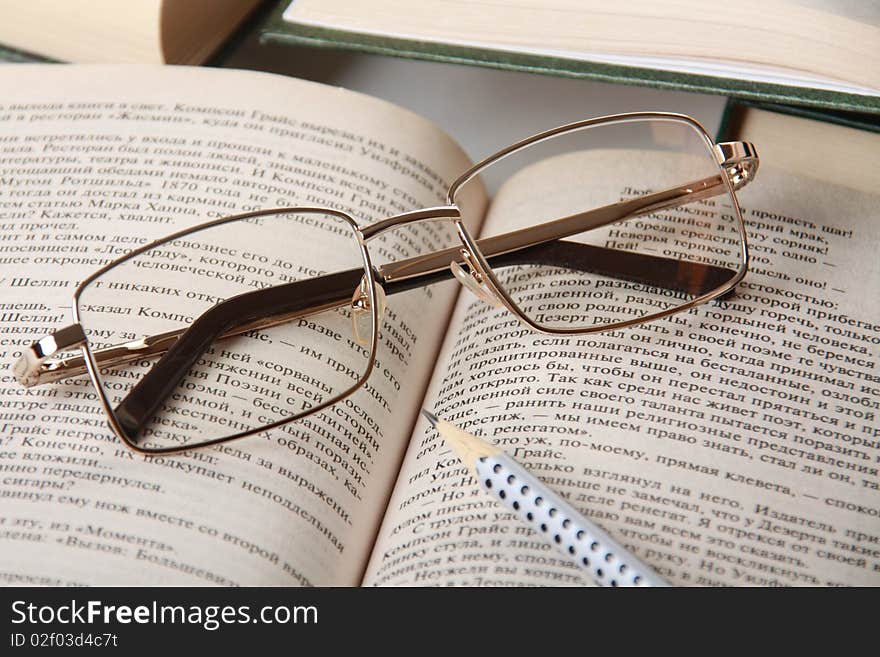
[422,409,668,587]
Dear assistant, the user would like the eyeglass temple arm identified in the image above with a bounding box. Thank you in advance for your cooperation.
[115,242,735,439]
[14,142,757,392]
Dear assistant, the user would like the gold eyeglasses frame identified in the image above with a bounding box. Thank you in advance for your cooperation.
[12,111,757,455]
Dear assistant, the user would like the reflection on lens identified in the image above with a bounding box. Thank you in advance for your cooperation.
[455,117,745,331]
[76,210,374,452]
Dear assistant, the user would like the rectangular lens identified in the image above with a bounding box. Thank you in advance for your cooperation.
[76,210,375,452]
[455,117,746,331]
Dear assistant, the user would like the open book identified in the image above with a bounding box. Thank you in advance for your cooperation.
[1,66,877,586]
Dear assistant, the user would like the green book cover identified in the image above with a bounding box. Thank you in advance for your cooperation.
[260,2,880,116]
[0,43,51,63]
[717,99,880,143]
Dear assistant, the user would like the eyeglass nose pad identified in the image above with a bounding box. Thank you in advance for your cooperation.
[351,276,386,348]
[451,255,502,308]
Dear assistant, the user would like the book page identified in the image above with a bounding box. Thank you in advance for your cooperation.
[365,156,880,586]
[283,0,880,94]
[0,0,262,65]
[0,65,486,585]
[734,107,878,194]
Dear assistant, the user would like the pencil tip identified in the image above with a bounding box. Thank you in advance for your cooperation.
[421,408,439,427]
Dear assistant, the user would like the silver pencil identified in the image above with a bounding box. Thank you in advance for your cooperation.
[422,409,668,587]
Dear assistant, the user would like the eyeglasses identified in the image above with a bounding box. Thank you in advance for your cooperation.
[12,112,758,454]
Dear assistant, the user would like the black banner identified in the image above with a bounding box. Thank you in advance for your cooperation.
[0,586,868,651]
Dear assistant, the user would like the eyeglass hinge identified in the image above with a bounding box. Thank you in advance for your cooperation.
[11,323,86,387]
[714,141,759,191]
